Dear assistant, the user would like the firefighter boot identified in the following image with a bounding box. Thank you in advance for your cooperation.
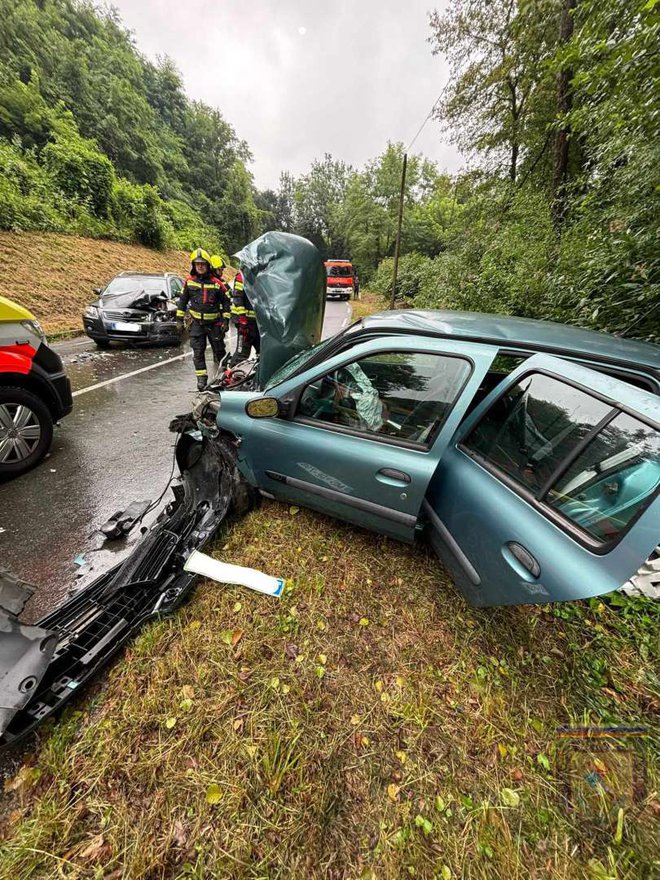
[196,374,208,391]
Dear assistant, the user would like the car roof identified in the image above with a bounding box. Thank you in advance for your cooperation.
[358,310,660,376]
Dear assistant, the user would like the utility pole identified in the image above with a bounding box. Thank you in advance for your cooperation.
[389,152,408,310]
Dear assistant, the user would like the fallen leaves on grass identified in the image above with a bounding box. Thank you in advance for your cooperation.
[206,784,223,805]
[500,788,521,808]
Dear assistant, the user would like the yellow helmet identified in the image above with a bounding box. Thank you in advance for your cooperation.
[210,255,224,270]
[190,247,211,264]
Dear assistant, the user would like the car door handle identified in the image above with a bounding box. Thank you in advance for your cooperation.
[503,542,541,580]
[376,468,411,488]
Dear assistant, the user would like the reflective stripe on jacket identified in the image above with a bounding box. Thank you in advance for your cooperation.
[230,270,256,322]
[177,274,231,321]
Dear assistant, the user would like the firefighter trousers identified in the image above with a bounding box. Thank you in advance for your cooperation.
[190,320,226,377]
[230,322,260,367]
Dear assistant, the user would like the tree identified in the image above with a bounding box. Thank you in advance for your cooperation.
[429,0,560,181]
[275,172,296,232]
[293,153,353,257]
[551,0,577,227]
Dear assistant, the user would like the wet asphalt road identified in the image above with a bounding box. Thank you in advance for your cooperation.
[0,300,352,622]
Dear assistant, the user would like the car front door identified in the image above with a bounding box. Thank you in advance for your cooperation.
[231,336,498,542]
[425,354,660,606]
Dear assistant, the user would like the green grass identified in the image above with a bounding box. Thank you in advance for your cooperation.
[0,289,657,879]
[0,501,658,880]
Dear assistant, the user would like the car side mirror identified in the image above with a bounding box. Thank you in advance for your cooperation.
[92,287,102,294]
[245,397,281,419]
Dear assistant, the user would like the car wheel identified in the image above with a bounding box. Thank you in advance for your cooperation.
[95,339,111,349]
[0,387,54,479]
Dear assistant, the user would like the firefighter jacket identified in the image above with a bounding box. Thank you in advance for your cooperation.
[230,271,256,325]
[177,272,231,323]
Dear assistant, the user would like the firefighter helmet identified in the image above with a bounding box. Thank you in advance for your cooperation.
[190,247,211,264]
[210,255,224,270]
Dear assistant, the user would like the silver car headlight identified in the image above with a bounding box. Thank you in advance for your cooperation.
[84,306,99,319]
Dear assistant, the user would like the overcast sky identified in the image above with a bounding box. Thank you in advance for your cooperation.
[110,0,461,190]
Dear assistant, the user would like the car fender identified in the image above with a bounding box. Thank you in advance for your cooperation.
[0,349,33,375]
[0,360,65,418]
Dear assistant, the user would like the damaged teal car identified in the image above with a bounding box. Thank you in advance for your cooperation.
[195,233,660,609]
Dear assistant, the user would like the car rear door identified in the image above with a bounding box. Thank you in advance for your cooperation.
[425,354,660,606]
[231,336,498,542]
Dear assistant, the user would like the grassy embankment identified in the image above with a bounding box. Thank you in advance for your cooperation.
[0,231,189,337]
[0,289,658,879]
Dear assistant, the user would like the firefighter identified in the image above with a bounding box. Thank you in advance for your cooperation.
[210,254,225,284]
[229,264,260,367]
[177,248,231,390]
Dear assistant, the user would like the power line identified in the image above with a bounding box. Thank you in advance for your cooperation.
[405,82,449,153]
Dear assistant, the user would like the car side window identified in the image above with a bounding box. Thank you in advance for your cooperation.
[462,372,660,543]
[463,373,613,494]
[169,277,183,297]
[547,412,659,542]
[297,351,472,446]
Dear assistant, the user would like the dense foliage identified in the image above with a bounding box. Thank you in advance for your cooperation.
[1,0,657,339]
[0,0,263,252]
[272,0,659,340]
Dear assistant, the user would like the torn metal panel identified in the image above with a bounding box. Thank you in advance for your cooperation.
[0,429,250,747]
[0,570,58,738]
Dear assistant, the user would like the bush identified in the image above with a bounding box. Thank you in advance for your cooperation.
[370,252,434,301]
[43,131,115,218]
[413,187,557,318]
[110,178,171,249]
[0,140,63,232]
[161,198,225,255]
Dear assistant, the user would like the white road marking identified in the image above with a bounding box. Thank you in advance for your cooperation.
[340,303,352,330]
[72,351,193,397]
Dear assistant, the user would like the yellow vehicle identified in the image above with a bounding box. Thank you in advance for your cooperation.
[0,296,72,478]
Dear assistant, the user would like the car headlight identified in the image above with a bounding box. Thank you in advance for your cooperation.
[20,319,45,341]
[84,306,99,319]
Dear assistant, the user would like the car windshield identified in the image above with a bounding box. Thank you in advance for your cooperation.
[264,337,337,390]
[326,265,353,277]
[103,277,166,296]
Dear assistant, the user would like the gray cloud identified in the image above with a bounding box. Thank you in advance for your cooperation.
[111,0,462,188]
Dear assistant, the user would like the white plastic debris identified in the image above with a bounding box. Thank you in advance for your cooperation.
[183,550,284,597]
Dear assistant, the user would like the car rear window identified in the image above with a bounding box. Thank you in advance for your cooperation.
[461,372,660,545]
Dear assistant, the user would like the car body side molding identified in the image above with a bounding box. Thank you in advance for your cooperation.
[265,470,418,529]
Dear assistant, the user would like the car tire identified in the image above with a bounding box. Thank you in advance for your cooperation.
[0,386,54,479]
[95,339,111,349]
